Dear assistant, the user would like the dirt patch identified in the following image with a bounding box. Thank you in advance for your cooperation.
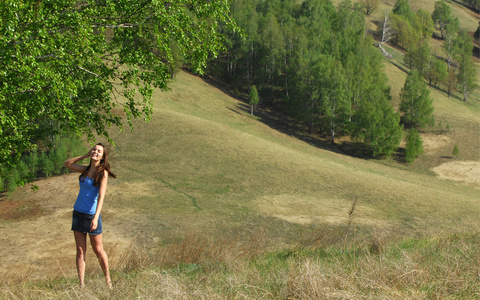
[255,194,388,228]
[432,161,480,188]
[422,133,450,154]
[0,199,43,220]
[0,173,132,283]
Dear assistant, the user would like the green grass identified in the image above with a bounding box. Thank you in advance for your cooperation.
[3,54,479,300]
[1,1,479,298]
[2,232,478,299]
[103,70,479,246]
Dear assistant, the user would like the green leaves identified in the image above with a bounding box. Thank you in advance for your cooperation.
[0,0,237,170]
[249,85,259,116]
[347,39,403,158]
[432,0,457,39]
[218,0,403,157]
[405,128,423,164]
[455,30,479,101]
[400,70,434,129]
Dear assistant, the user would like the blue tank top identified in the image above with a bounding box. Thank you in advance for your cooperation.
[73,177,99,215]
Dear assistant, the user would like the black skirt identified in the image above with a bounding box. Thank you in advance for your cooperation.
[71,210,103,235]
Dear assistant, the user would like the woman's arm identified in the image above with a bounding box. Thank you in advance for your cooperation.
[63,150,92,173]
[91,170,109,232]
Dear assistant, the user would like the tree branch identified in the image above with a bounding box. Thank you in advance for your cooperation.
[76,65,101,77]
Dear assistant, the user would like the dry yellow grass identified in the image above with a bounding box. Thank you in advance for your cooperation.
[1,230,478,299]
[1,70,478,289]
[1,1,479,295]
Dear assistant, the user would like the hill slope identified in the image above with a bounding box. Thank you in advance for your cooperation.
[1,70,479,282]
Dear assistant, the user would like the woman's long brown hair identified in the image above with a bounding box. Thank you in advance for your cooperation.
[79,143,117,186]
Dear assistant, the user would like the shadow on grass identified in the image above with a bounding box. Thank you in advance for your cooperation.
[393,147,406,164]
[245,102,346,155]
[450,0,479,13]
[199,72,406,161]
[474,45,480,60]
[387,58,409,74]
[199,73,346,155]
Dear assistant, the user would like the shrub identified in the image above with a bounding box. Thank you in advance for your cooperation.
[249,85,259,116]
[1,134,86,195]
[65,136,86,157]
[17,160,31,182]
[25,151,39,177]
[53,143,68,175]
[41,151,55,178]
[6,168,20,193]
[405,128,424,164]
[453,145,459,157]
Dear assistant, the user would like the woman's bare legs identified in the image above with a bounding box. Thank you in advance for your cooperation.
[90,233,112,288]
[74,231,88,288]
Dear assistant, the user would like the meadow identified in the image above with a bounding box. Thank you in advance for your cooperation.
[1,0,479,298]
[1,68,478,298]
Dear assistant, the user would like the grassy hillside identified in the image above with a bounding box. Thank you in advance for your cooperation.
[102,69,479,245]
[1,69,478,299]
[1,0,479,298]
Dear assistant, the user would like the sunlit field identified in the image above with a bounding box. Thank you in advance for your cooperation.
[1,0,479,298]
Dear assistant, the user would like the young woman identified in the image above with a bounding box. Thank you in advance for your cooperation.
[64,143,116,288]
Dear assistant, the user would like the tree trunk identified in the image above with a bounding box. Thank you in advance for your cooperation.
[377,44,392,59]
[331,122,335,144]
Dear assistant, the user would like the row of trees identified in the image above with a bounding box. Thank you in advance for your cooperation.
[0,0,475,191]
[462,0,480,12]
[358,0,480,16]
[382,0,478,101]
[214,0,447,158]
[0,135,85,193]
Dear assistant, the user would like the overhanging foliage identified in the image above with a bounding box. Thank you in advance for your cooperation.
[0,0,238,168]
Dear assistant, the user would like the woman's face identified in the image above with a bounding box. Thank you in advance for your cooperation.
[91,145,104,162]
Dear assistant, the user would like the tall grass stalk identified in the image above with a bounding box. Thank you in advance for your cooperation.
[2,231,478,299]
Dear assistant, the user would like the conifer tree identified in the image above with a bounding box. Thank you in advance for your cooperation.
[417,41,432,78]
[446,69,457,98]
[428,57,448,88]
[352,90,403,157]
[432,1,456,39]
[317,58,350,144]
[414,9,435,38]
[249,85,259,116]
[391,13,418,49]
[405,128,424,164]
[455,30,479,101]
[350,40,403,157]
[393,0,413,20]
[400,70,434,129]
[453,145,459,157]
